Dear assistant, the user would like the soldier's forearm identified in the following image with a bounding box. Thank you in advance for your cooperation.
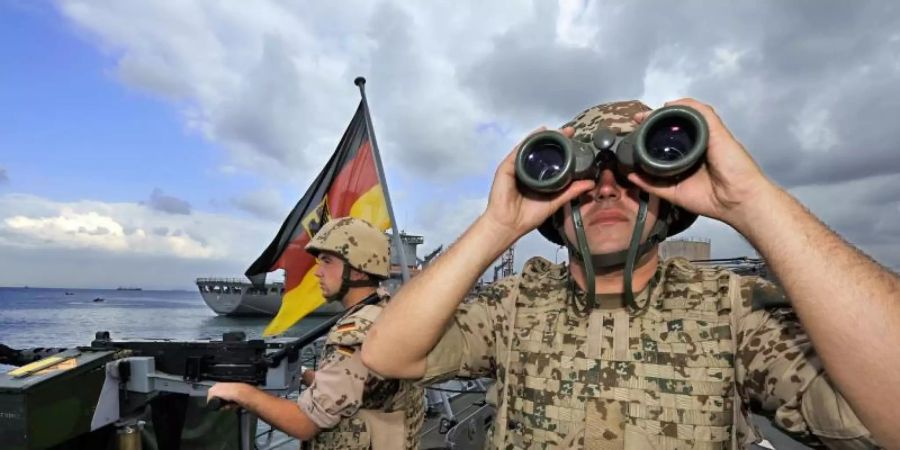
[731,183,900,446]
[239,385,320,440]
[363,215,517,378]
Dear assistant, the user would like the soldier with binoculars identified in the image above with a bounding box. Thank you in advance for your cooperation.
[362,98,900,449]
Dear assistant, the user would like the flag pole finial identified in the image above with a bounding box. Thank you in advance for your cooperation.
[354,76,366,87]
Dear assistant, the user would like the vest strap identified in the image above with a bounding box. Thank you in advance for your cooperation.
[495,273,522,447]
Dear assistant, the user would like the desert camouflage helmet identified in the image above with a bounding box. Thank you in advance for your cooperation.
[305,217,391,279]
[536,100,697,246]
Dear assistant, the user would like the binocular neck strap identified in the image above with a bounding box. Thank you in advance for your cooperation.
[565,192,667,310]
[623,193,650,309]
[571,198,595,312]
[566,220,667,269]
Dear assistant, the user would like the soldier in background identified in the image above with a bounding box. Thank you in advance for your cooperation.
[363,99,900,448]
[209,217,423,449]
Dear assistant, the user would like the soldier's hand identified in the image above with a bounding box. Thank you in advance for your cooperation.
[627,98,775,226]
[483,126,595,238]
[206,382,246,410]
[301,367,315,386]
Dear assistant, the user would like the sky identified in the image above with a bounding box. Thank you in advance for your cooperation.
[1,0,898,289]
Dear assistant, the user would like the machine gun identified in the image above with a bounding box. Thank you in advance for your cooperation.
[0,301,363,450]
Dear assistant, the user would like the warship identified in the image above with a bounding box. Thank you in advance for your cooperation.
[0,234,497,450]
[195,232,426,318]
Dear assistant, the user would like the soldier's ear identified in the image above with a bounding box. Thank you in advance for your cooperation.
[348,267,367,281]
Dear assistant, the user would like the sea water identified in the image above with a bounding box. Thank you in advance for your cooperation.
[0,287,327,372]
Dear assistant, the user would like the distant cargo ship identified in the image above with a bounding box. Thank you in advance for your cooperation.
[115,287,142,291]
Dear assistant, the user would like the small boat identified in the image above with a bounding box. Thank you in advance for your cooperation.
[92,297,104,303]
[65,292,74,296]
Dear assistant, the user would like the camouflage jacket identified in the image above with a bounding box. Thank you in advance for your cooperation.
[423,257,876,449]
[299,296,424,450]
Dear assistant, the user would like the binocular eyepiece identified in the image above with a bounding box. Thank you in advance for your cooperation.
[515,105,709,193]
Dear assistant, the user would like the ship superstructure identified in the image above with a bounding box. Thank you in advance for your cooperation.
[197,232,423,317]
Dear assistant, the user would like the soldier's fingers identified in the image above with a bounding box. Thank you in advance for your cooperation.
[633,110,649,124]
[626,173,676,204]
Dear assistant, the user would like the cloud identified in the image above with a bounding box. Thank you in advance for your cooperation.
[409,195,572,279]
[59,2,900,187]
[230,187,286,221]
[413,195,487,251]
[789,173,900,270]
[0,167,8,185]
[57,1,529,183]
[0,193,279,288]
[146,188,191,215]
[460,2,900,188]
[54,1,900,277]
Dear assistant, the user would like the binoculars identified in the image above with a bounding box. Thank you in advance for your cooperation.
[515,105,709,193]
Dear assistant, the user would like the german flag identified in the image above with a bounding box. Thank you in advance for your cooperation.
[246,102,390,336]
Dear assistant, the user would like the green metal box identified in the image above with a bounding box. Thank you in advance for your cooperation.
[0,349,117,450]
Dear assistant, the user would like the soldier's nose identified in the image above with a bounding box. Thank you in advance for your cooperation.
[592,169,621,201]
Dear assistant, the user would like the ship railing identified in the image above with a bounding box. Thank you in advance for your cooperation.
[196,277,249,285]
[690,257,770,278]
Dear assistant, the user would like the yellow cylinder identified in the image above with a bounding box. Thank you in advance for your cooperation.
[117,424,142,450]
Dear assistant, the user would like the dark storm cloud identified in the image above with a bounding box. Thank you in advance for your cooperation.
[667,1,900,189]
[459,1,900,271]
[792,173,900,267]
[463,1,900,188]
[461,1,659,122]
[146,188,191,215]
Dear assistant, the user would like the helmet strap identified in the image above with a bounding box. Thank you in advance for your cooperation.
[326,262,380,303]
[325,263,351,303]
[623,192,650,309]
[562,192,668,311]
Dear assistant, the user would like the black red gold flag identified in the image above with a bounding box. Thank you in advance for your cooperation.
[246,102,390,335]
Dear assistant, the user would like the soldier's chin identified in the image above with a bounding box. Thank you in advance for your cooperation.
[586,239,631,255]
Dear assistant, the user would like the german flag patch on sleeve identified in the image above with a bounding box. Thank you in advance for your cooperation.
[336,322,357,333]
[336,345,357,356]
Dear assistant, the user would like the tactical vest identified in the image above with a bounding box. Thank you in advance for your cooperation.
[307,302,425,450]
[490,258,758,449]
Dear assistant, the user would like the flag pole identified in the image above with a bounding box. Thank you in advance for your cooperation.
[354,77,411,283]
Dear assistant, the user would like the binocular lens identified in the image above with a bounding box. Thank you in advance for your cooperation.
[523,142,566,181]
[645,118,695,163]
[515,105,707,191]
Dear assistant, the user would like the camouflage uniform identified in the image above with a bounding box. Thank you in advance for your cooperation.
[422,257,877,449]
[299,295,425,449]
[299,217,424,449]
